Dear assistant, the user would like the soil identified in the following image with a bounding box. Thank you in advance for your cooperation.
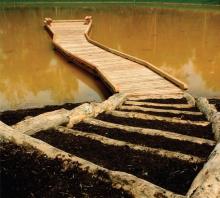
[96,113,214,140]
[209,98,220,111]
[73,122,214,158]
[33,129,204,195]
[1,142,131,198]
[0,102,83,125]
[118,109,206,121]
[125,104,199,112]
[129,98,188,104]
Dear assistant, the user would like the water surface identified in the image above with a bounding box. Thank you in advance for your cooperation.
[90,5,220,97]
[0,4,219,111]
[0,6,109,111]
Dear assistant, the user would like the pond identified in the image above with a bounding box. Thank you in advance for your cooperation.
[0,3,219,111]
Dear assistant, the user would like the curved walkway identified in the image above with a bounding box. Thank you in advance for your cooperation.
[44,17,186,97]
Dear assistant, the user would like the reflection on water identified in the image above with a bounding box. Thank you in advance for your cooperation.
[0,5,219,111]
[90,6,220,97]
[0,6,109,111]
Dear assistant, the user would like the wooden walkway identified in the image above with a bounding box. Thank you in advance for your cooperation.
[44,17,187,97]
[0,17,219,198]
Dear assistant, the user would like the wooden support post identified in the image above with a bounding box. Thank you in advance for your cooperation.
[84,16,92,25]
[44,17,52,25]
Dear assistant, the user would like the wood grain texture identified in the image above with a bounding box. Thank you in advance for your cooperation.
[44,17,185,97]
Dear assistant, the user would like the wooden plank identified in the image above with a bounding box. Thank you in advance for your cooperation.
[45,18,185,96]
[84,19,187,90]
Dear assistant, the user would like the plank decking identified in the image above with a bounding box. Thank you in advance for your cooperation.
[44,17,187,97]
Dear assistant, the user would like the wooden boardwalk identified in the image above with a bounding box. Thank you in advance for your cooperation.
[1,17,219,197]
[0,17,219,198]
[44,17,187,97]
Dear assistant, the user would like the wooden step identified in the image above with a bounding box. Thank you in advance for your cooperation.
[1,121,182,198]
[109,110,209,126]
[96,112,213,140]
[56,127,204,163]
[33,127,205,195]
[124,101,195,109]
[83,118,215,146]
[118,105,205,121]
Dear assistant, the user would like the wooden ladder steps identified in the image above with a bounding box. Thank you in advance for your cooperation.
[32,127,204,195]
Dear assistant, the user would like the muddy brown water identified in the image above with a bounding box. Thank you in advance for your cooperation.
[0,5,110,112]
[90,5,220,97]
[0,4,220,111]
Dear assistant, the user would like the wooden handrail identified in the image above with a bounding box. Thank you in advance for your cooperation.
[84,16,188,90]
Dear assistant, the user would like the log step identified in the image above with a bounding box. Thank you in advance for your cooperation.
[32,128,204,195]
[83,118,215,146]
[2,123,183,198]
[96,112,214,140]
[73,120,214,158]
[124,101,199,111]
[118,105,206,121]
[126,94,184,101]
[110,110,209,126]
[128,97,188,104]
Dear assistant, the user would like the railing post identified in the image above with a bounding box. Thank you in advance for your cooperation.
[44,18,52,25]
[84,16,92,25]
